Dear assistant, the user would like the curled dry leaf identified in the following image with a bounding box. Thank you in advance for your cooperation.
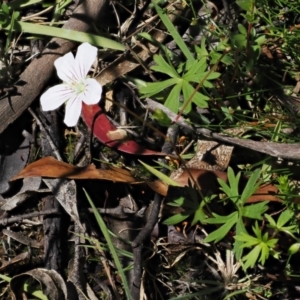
[10,268,68,300]
[11,156,138,183]
[81,103,166,156]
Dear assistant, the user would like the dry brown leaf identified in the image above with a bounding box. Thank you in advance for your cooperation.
[11,156,138,183]
[147,180,168,196]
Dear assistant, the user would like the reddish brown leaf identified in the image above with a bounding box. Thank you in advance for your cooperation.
[81,103,166,156]
[11,156,139,183]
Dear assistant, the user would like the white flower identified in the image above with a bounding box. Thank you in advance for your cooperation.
[40,42,102,127]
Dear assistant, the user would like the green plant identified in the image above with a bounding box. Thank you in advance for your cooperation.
[275,174,297,202]
[204,167,269,260]
[163,184,216,226]
[235,221,279,270]
[139,54,220,113]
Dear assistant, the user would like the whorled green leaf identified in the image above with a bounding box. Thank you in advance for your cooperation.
[183,57,207,78]
[151,54,179,78]
[182,81,209,113]
[191,205,207,225]
[234,217,247,259]
[204,212,238,243]
[228,171,240,201]
[164,81,182,113]
[242,244,261,269]
[139,78,178,97]
[242,202,268,219]
[205,211,238,224]
[240,168,261,204]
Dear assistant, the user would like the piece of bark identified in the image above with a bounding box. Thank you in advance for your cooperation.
[145,98,300,160]
[43,195,63,273]
[0,0,108,135]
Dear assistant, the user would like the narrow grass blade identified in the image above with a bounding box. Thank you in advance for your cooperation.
[153,2,195,62]
[139,160,181,186]
[15,21,125,51]
[83,189,132,300]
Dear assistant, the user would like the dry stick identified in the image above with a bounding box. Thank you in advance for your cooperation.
[131,124,179,300]
[0,209,61,226]
[0,0,108,135]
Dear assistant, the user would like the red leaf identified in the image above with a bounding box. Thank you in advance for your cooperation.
[81,103,166,156]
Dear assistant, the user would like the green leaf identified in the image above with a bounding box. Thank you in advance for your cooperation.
[153,2,195,62]
[191,205,208,225]
[139,78,178,97]
[277,209,293,228]
[184,57,207,77]
[164,82,182,113]
[204,213,238,243]
[138,160,181,186]
[227,167,240,201]
[217,178,232,199]
[205,211,238,224]
[183,71,220,85]
[238,23,247,35]
[288,243,300,255]
[236,0,253,11]
[84,189,132,300]
[234,217,247,259]
[181,81,209,112]
[264,214,276,227]
[151,108,172,127]
[231,33,247,48]
[255,34,266,45]
[235,232,260,247]
[151,54,179,78]
[15,21,125,50]
[242,244,261,269]
[242,202,268,219]
[210,51,234,65]
[163,213,191,225]
[1,3,10,14]
[240,168,261,204]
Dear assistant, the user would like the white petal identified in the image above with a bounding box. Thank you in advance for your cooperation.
[64,95,82,127]
[40,84,73,111]
[54,52,79,83]
[81,78,102,105]
[75,43,98,80]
